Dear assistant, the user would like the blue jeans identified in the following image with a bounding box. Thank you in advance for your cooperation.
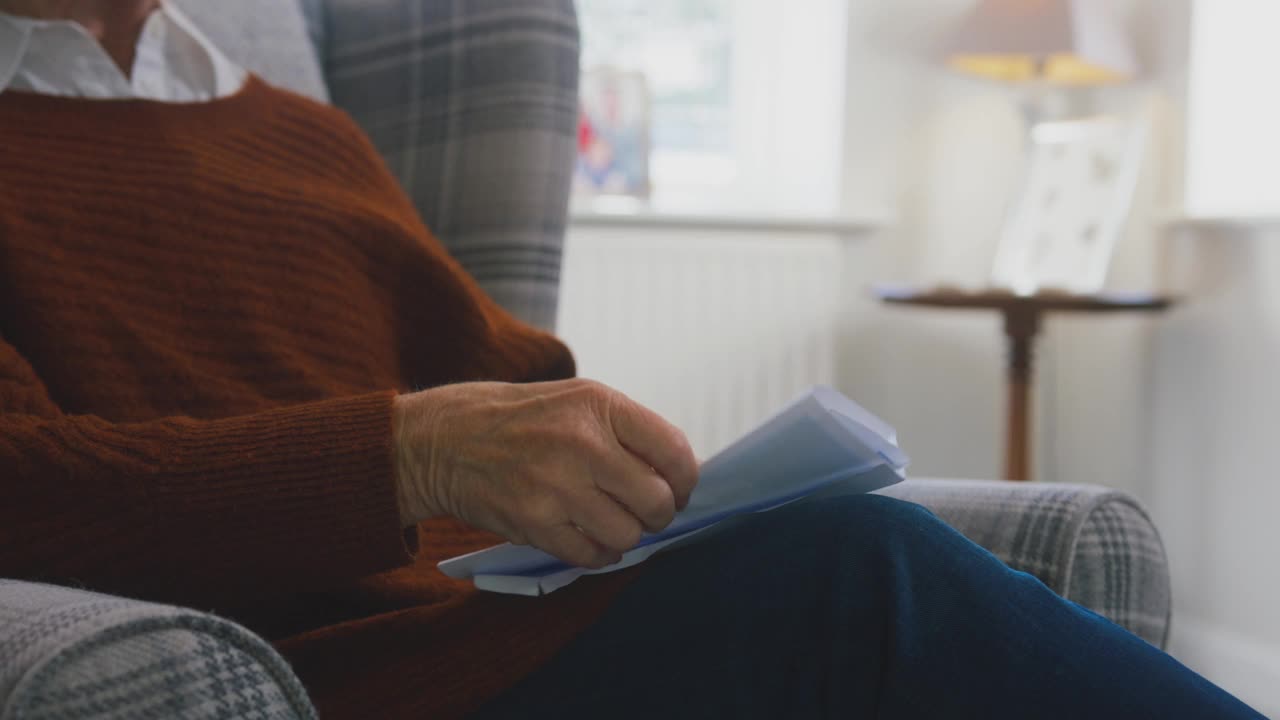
[473,494,1261,719]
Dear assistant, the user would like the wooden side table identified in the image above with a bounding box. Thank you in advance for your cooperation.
[874,286,1174,481]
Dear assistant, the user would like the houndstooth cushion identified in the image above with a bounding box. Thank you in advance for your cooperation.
[310,0,581,331]
[879,479,1172,649]
[0,581,316,720]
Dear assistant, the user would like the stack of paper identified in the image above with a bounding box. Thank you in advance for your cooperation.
[438,386,909,596]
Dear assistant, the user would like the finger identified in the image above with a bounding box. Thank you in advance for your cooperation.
[607,396,699,510]
[569,489,645,554]
[534,523,620,569]
[595,449,677,532]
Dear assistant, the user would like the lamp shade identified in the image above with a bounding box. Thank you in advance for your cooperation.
[945,0,1136,85]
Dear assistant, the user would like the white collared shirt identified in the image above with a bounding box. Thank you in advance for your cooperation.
[0,2,245,102]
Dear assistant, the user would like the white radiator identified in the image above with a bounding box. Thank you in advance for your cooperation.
[557,228,845,457]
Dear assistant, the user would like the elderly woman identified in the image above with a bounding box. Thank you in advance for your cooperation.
[0,1,1262,719]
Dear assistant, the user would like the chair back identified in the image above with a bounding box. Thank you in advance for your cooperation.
[181,0,579,331]
[312,0,581,331]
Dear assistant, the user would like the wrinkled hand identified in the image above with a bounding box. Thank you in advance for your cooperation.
[393,379,699,569]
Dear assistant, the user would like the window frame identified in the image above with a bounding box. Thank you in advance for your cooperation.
[577,0,850,217]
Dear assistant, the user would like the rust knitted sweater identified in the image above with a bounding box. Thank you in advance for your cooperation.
[0,77,634,719]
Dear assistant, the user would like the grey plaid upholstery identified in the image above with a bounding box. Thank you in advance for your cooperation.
[880,479,1171,648]
[308,0,581,331]
[0,581,316,720]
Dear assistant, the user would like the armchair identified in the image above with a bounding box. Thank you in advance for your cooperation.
[0,2,1170,717]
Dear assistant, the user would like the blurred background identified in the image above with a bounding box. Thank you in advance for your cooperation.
[558,0,1280,713]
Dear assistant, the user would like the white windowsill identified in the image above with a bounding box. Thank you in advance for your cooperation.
[1162,213,1280,231]
[570,210,890,238]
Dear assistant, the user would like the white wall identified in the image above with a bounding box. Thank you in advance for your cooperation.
[836,0,1012,479]
[1146,224,1280,711]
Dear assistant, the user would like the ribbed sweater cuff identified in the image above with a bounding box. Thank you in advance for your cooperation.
[155,392,410,595]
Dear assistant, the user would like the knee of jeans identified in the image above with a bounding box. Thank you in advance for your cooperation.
[785,493,943,557]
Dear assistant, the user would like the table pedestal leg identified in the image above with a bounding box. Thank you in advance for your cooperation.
[1002,308,1041,481]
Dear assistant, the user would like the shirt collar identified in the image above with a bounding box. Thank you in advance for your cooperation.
[155,2,245,97]
[0,2,244,100]
[0,11,33,92]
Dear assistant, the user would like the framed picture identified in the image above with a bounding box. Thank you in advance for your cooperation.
[575,67,652,200]
[990,115,1148,295]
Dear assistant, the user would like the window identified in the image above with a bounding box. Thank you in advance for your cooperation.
[576,0,849,216]
[579,0,734,158]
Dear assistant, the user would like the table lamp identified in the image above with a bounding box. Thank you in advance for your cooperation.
[945,0,1136,89]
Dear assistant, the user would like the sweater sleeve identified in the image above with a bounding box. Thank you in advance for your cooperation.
[0,339,413,610]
